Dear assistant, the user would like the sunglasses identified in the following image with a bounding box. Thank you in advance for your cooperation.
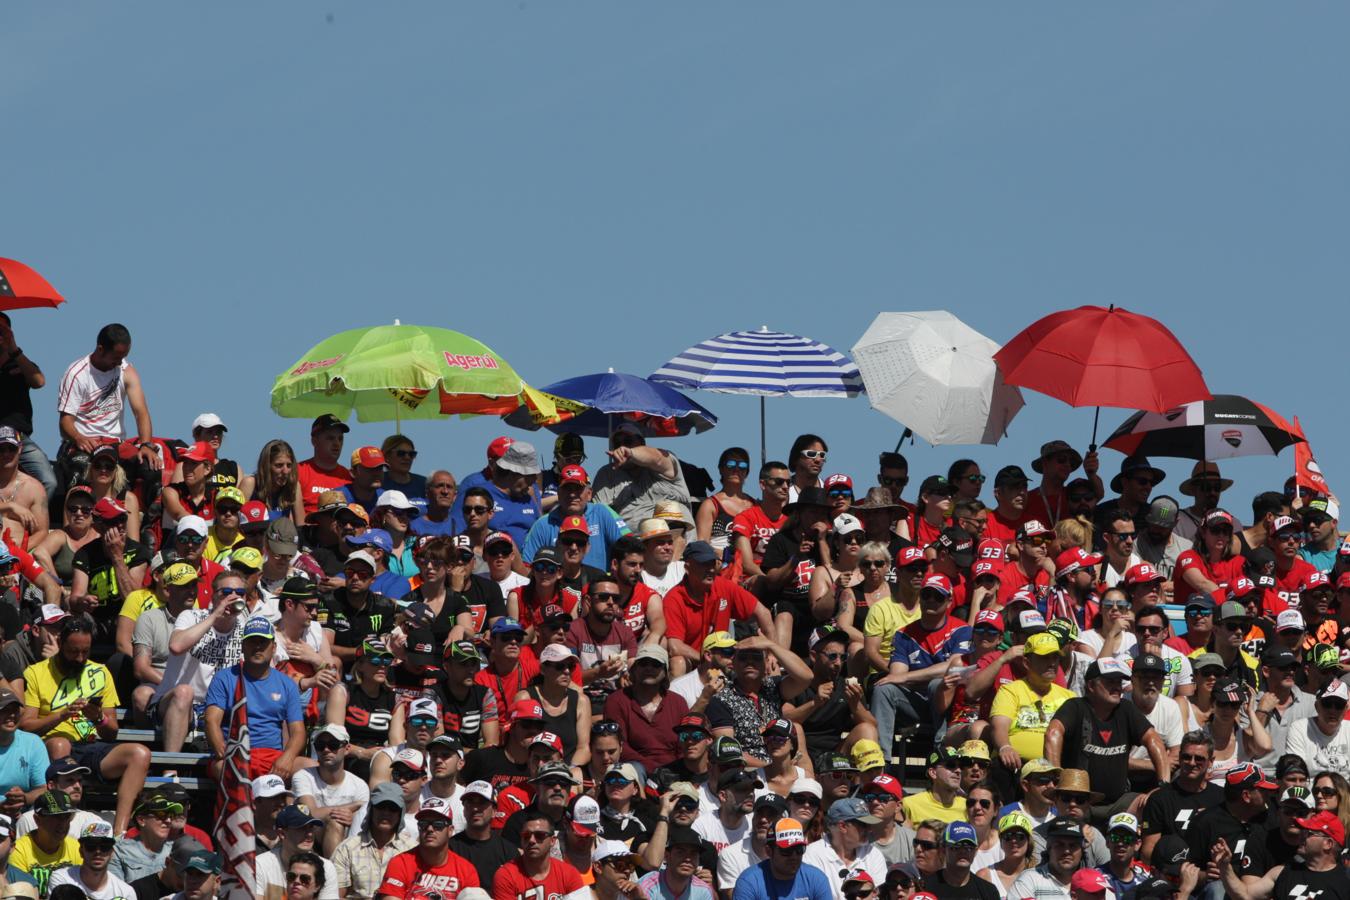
[858,561,888,571]
[1136,624,1165,635]
[913,839,939,851]
[344,566,374,579]
[789,794,821,806]
[66,505,93,516]
[763,477,790,487]
[859,792,896,804]
[1220,621,1249,631]
[532,562,560,574]
[1322,700,1348,711]
[558,536,589,547]
[777,845,807,857]
[176,533,206,545]
[817,651,846,662]
[958,758,988,768]
[1315,786,1339,797]
[391,767,423,781]
[1107,832,1139,845]
[408,716,438,729]
[1000,831,1029,842]
[81,839,116,852]
[285,873,316,885]
[1185,608,1212,618]
[390,449,418,460]
[1057,792,1091,804]
[1108,531,1137,542]
[1206,525,1234,536]
[1102,601,1131,611]
[314,740,346,752]
[968,798,993,808]
[485,545,513,558]
[879,475,908,488]
[417,819,451,831]
[721,460,750,471]
[801,450,827,460]
[364,654,393,667]
[1022,536,1051,547]
[828,489,853,499]
[592,720,622,736]
[1179,753,1210,763]
[495,633,524,644]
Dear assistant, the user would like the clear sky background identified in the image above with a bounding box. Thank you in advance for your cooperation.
[4,3,1346,511]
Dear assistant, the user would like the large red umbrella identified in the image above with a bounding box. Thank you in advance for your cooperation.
[994,304,1211,447]
[0,258,64,311]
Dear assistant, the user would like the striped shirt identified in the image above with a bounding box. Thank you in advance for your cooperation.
[57,355,128,439]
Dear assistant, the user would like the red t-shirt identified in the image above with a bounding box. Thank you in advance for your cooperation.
[915,516,946,550]
[620,583,657,640]
[1271,557,1320,613]
[491,857,584,900]
[983,509,1024,548]
[731,506,787,564]
[473,657,541,715]
[1023,486,1071,530]
[377,847,480,899]
[901,614,965,657]
[663,577,760,651]
[493,783,534,829]
[997,560,1050,604]
[297,459,352,517]
[1174,550,1246,592]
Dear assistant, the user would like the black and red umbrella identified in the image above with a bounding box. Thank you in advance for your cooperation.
[1104,394,1304,461]
[0,258,64,311]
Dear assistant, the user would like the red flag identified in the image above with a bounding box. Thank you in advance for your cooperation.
[1293,417,1331,497]
[214,665,257,900]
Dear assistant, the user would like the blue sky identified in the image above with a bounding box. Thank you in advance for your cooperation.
[4,3,1346,510]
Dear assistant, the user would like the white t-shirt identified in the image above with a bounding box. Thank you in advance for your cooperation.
[1076,629,1137,659]
[292,766,370,813]
[641,562,685,597]
[15,808,104,839]
[716,834,765,890]
[256,845,339,900]
[420,782,465,835]
[273,621,327,663]
[57,356,128,440]
[1284,718,1350,781]
[1101,553,1143,590]
[151,609,246,704]
[669,670,705,709]
[1009,865,1072,900]
[693,812,749,852]
[1125,644,1193,698]
[1130,695,1183,759]
[801,838,887,898]
[495,571,529,598]
[48,866,136,900]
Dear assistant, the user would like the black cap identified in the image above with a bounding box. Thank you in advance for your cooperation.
[1276,755,1310,779]
[935,526,974,566]
[1135,876,1175,900]
[666,824,703,849]
[926,745,958,768]
[994,465,1030,488]
[919,475,956,497]
[711,736,745,767]
[533,546,562,567]
[815,752,859,774]
[1263,647,1298,668]
[404,628,440,668]
[310,413,350,434]
[278,576,318,601]
[1152,835,1190,876]
[753,794,789,816]
[785,487,831,513]
[1213,678,1246,702]
[1133,653,1167,675]
[1045,816,1083,840]
[717,769,764,791]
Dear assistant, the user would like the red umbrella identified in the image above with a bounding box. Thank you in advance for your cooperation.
[994,304,1211,446]
[0,258,64,311]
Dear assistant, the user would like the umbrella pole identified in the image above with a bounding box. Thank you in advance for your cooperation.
[1089,406,1101,452]
[760,397,766,466]
[395,396,402,436]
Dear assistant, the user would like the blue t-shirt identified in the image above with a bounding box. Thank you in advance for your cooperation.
[1301,545,1336,575]
[408,515,456,538]
[372,571,411,600]
[0,731,49,793]
[204,665,303,751]
[383,473,429,506]
[451,480,541,547]
[521,503,631,568]
[732,860,834,900]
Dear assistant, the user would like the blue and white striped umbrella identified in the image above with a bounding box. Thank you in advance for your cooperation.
[651,326,863,459]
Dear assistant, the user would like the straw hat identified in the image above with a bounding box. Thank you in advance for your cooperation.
[1053,768,1104,803]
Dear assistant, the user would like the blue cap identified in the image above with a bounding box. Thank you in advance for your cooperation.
[1184,593,1216,612]
[944,821,978,845]
[682,541,719,564]
[242,617,275,641]
[346,528,394,554]
[944,626,974,657]
[826,797,881,825]
[490,617,526,637]
[275,804,322,830]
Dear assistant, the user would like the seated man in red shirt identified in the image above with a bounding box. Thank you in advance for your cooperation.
[997,520,1054,604]
[663,542,774,677]
[376,796,480,899]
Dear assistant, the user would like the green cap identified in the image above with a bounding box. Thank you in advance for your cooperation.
[34,790,73,816]
[1310,643,1342,671]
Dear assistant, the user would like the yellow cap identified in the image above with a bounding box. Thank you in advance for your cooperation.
[851,738,886,771]
[229,547,264,571]
[163,563,199,587]
[958,740,991,761]
[214,487,246,507]
[704,631,736,651]
[1025,633,1061,656]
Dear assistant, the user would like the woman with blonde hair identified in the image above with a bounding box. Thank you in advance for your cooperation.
[1313,771,1350,842]
[240,439,304,524]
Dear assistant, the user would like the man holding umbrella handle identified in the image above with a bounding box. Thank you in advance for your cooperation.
[1025,441,1104,529]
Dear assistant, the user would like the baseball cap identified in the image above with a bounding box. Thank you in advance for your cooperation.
[415,796,454,822]
[566,794,601,836]
[265,517,300,554]
[921,574,953,598]
[1054,546,1103,578]
[1045,617,1079,649]
[788,777,822,799]
[1107,812,1140,835]
[635,644,669,667]
[1226,762,1277,790]
[1045,816,1084,840]
[827,797,881,825]
[753,794,789,817]
[1297,810,1346,846]
[704,631,736,652]
[491,617,527,638]
[310,413,349,434]
[935,527,974,566]
[347,529,394,554]
[1123,562,1163,585]
[251,774,293,798]
[1132,653,1167,675]
[807,624,849,652]
[90,496,127,521]
[1193,652,1226,674]
[486,436,514,460]
[998,811,1034,835]
[32,790,72,817]
[850,739,885,772]
[1070,869,1111,894]
[973,610,1004,632]
[178,441,215,463]
[176,515,209,538]
[228,547,264,572]
[538,643,578,666]
[179,850,223,875]
[508,698,545,724]
[460,781,495,803]
[943,821,978,846]
[1145,496,1179,529]
[535,760,580,784]
[1320,680,1350,703]
[1020,758,1061,779]
[239,501,271,532]
[711,736,745,766]
[832,513,864,536]
[594,839,641,865]
[1017,519,1051,540]
[718,769,764,791]
[1085,658,1131,680]
[45,757,91,781]
[1276,609,1306,633]
[312,723,350,744]
[558,515,589,537]
[530,732,565,756]
[162,563,199,587]
[241,617,275,641]
[1017,609,1047,633]
[896,546,927,567]
[1280,785,1315,810]
[863,773,904,799]
[392,747,427,774]
[972,559,1003,580]
[1024,633,1060,657]
[350,446,385,469]
[995,465,1029,488]
[771,817,808,848]
[682,541,719,564]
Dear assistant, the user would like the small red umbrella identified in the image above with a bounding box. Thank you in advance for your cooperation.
[0,258,64,311]
[994,304,1211,447]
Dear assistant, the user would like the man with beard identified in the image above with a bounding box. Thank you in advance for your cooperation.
[459,699,542,794]
[1250,647,1316,772]
[1011,817,1086,900]
[1125,654,1183,792]
[663,542,773,678]
[451,441,542,548]
[447,781,513,890]
[433,640,498,751]
[998,521,1053,605]
[523,464,629,572]
[925,821,999,900]
[731,462,791,591]
[332,783,415,900]
[732,817,832,900]
[1283,680,1350,779]
[375,797,480,899]
[292,724,369,856]
[48,821,135,900]
[1187,763,1275,894]
[1139,731,1223,863]
[607,535,662,645]
[1265,516,1320,616]
[638,824,714,900]
[782,625,876,762]
[1214,809,1350,900]
[565,578,636,711]
[492,807,586,899]
[1024,441,1101,531]
[717,794,787,893]
[706,636,812,767]
[983,466,1030,550]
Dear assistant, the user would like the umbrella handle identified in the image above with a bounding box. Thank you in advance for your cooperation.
[895,428,913,452]
[1089,405,1101,453]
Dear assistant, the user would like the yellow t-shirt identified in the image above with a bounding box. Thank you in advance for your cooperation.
[10,835,81,896]
[117,587,162,624]
[901,789,967,826]
[864,597,921,671]
[22,658,120,743]
[990,679,1077,762]
[205,527,243,563]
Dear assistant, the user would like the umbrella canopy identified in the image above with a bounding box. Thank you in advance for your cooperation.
[503,371,717,438]
[852,311,1024,446]
[270,323,552,423]
[1104,395,1304,461]
[0,258,64,311]
[994,305,1210,414]
[651,326,861,459]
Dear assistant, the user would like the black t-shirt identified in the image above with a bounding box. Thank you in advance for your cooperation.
[1092,499,1148,553]
[208,458,241,492]
[924,870,1002,900]
[129,872,173,900]
[72,539,151,606]
[434,676,495,750]
[1187,805,1270,878]
[449,575,508,638]
[1264,827,1301,868]
[787,676,852,761]
[1273,863,1350,900]
[448,831,517,891]
[387,661,440,705]
[502,804,566,849]
[459,745,529,796]
[1050,697,1152,800]
[559,564,610,603]
[399,586,472,648]
[0,359,34,434]
[1140,780,1224,838]
[342,683,395,748]
[319,589,397,648]
[664,758,710,787]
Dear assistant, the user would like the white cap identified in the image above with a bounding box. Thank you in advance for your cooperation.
[192,413,227,432]
[594,838,638,864]
[1107,812,1140,834]
[1320,680,1350,703]
[456,890,491,900]
[38,604,69,625]
[408,697,440,720]
[1276,609,1306,633]
[570,794,601,830]
[394,747,427,772]
[177,515,209,538]
[346,550,378,571]
[415,795,453,820]
[832,513,864,536]
[375,490,418,513]
[539,644,577,665]
[789,776,823,799]
[251,774,292,798]
[312,723,350,744]
[462,780,495,801]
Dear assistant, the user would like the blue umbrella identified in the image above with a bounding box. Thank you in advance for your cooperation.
[502,370,718,438]
[651,326,863,460]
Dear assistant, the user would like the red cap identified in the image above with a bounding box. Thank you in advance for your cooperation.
[1229,577,1258,599]
[178,441,215,463]
[1296,810,1346,846]
[1054,546,1102,578]
[972,560,1002,579]
[559,515,589,536]
[824,473,854,491]
[676,713,708,731]
[559,465,588,486]
[921,574,953,597]
[977,539,1006,562]
[863,774,903,800]
[92,497,128,521]
[843,872,876,887]
[1337,573,1350,591]
[1226,762,1277,790]
[484,530,515,548]
[351,446,385,469]
[1017,519,1051,540]
[1205,509,1235,527]
[1305,570,1332,592]
[975,610,1004,631]
[487,437,514,461]
[509,699,545,724]
[1123,562,1163,586]
[1070,869,1111,893]
[896,546,927,568]
[239,501,268,525]
[530,731,564,754]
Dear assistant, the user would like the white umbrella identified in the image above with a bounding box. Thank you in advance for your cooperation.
[852,311,1024,445]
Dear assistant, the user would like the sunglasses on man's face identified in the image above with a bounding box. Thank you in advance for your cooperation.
[532,562,560,574]
[721,459,750,471]
[801,449,827,461]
